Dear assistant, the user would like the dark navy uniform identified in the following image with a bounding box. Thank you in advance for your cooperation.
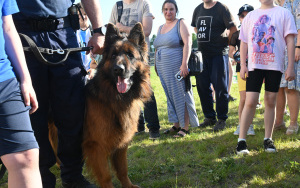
[13,1,86,187]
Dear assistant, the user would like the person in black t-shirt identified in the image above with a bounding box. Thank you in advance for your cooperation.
[191,0,237,131]
[229,4,255,136]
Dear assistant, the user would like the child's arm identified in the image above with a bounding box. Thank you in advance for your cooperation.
[285,34,296,81]
[239,41,248,80]
[2,15,38,114]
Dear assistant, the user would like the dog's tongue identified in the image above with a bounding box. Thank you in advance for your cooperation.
[117,76,129,93]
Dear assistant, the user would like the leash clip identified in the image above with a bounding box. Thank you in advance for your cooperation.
[46,49,65,55]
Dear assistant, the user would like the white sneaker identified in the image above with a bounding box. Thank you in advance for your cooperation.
[247,124,255,135]
[233,125,240,135]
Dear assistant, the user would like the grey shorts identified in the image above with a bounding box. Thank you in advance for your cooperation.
[0,78,39,156]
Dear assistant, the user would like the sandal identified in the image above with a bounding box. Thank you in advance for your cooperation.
[273,122,286,131]
[173,129,189,138]
[163,126,181,134]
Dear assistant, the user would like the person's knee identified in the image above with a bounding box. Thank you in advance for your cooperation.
[264,95,277,108]
[2,149,39,172]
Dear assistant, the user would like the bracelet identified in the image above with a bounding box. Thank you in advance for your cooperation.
[296,46,300,48]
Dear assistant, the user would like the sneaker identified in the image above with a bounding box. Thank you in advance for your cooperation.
[228,95,236,102]
[62,176,97,188]
[247,124,255,135]
[233,125,240,135]
[149,130,160,139]
[263,139,277,153]
[286,124,299,135]
[236,141,249,155]
[199,118,217,128]
[213,119,226,132]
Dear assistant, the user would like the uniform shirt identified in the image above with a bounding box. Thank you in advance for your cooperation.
[109,0,153,48]
[13,0,74,20]
[0,0,19,82]
[191,2,235,56]
[239,6,297,72]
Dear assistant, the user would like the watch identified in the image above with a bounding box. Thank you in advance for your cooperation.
[296,46,300,48]
[93,26,106,36]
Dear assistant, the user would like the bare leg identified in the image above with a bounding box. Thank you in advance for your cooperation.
[239,92,259,139]
[264,91,278,138]
[1,149,42,188]
[285,88,299,126]
[238,90,246,124]
[274,88,286,127]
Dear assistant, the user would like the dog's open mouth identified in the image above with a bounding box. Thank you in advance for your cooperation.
[117,76,130,93]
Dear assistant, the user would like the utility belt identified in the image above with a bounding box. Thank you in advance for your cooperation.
[15,5,80,32]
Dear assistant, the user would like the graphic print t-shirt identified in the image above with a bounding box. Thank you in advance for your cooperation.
[239,6,297,72]
[109,0,153,47]
[191,2,235,56]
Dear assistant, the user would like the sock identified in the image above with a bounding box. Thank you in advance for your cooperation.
[238,138,246,142]
[264,138,272,141]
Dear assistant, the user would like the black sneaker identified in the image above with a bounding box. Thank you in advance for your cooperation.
[236,141,249,155]
[149,130,160,139]
[135,127,145,135]
[213,119,226,132]
[199,118,217,128]
[62,176,97,188]
[264,139,277,153]
[228,95,236,102]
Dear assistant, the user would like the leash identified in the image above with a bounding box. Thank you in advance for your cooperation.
[19,33,93,66]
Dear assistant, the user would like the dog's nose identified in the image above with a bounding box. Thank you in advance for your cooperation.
[114,64,125,75]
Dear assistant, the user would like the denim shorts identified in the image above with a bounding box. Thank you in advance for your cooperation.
[0,78,39,156]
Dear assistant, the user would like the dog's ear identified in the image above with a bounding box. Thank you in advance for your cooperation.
[128,23,147,49]
[104,23,122,46]
[128,23,148,61]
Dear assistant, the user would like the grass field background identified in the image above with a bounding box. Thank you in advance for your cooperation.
[0,66,299,188]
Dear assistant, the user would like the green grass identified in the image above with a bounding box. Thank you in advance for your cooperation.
[1,66,299,188]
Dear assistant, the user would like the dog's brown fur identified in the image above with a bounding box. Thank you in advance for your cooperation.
[83,23,152,188]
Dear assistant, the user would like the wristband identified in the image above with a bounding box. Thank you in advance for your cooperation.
[296,46,300,48]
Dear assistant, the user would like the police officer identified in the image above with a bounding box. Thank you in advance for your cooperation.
[13,0,104,187]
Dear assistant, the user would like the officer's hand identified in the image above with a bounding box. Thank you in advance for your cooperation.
[87,33,105,55]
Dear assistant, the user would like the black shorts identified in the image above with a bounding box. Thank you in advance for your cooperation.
[0,78,39,156]
[246,69,282,93]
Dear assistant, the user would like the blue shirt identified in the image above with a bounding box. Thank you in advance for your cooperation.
[0,0,19,82]
[13,0,74,20]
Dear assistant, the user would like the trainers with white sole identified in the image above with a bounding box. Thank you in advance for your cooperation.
[247,124,255,135]
[264,139,277,153]
[233,124,255,135]
[236,140,249,155]
[233,125,240,135]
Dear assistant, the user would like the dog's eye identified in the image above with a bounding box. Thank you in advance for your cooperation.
[126,52,134,59]
[111,54,116,59]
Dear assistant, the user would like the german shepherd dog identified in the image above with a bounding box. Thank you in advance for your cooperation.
[82,23,152,188]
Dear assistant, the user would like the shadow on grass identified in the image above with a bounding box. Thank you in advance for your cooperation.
[121,128,300,188]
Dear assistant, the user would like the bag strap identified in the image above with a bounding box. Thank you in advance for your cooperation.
[19,33,92,66]
[116,1,123,23]
[177,18,184,46]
